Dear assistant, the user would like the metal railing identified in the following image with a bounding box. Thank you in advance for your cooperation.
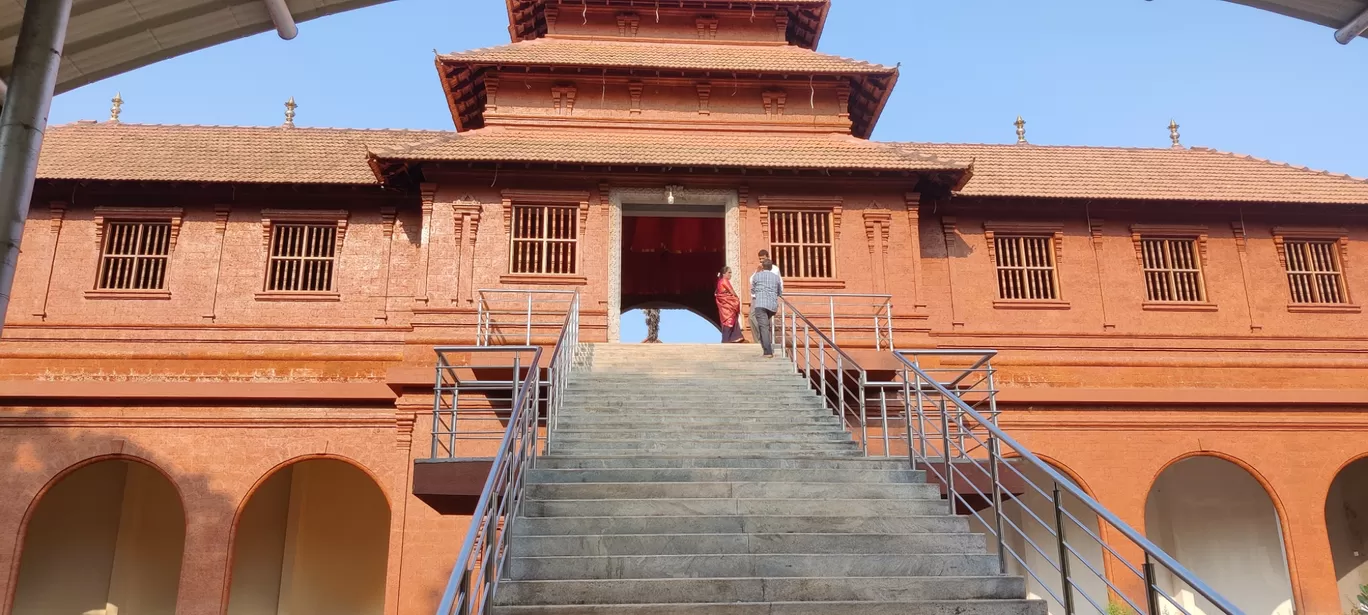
[895,349,1243,615]
[775,296,870,453]
[782,292,894,350]
[476,289,580,345]
[863,350,1001,459]
[434,293,580,615]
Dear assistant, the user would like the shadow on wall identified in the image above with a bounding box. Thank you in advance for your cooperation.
[0,409,390,615]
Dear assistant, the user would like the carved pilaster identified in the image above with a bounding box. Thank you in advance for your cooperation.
[417,182,437,304]
[1231,221,1248,253]
[617,12,640,36]
[836,85,851,120]
[552,84,577,115]
[762,89,787,116]
[213,206,231,234]
[696,16,718,38]
[905,192,926,308]
[48,201,66,234]
[696,82,712,115]
[774,11,789,37]
[395,410,416,450]
[628,80,643,115]
[485,75,500,112]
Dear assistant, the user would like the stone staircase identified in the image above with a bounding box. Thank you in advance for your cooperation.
[494,343,1043,615]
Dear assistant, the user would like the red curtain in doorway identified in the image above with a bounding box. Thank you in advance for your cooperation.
[622,216,725,298]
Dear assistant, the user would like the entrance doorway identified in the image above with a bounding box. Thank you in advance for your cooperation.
[621,207,725,328]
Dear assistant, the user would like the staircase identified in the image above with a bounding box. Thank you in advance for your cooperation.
[494,343,1043,615]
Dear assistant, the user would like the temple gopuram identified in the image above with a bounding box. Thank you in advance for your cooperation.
[2,1,1367,614]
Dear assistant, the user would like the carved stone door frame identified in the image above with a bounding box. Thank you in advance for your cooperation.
[606,186,740,342]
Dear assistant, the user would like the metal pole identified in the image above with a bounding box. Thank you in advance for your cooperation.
[525,294,532,344]
[1053,484,1076,615]
[878,385,890,458]
[988,433,1006,573]
[0,0,72,333]
[1143,556,1162,615]
[939,396,953,505]
[828,295,836,342]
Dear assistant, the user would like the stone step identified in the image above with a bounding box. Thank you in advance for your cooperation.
[562,394,821,404]
[522,498,950,518]
[508,533,987,557]
[550,430,851,442]
[512,514,971,536]
[557,406,829,415]
[551,442,861,454]
[525,467,925,484]
[525,482,940,501]
[494,576,1024,606]
[507,553,1000,580]
[553,416,840,428]
[548,449,869,459]
[493,600,1045,615]
[535,456,909,470]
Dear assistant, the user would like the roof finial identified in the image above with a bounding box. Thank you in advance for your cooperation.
[284,97,297,128]
[1014,116,1026,144]
[109,92,123,123]
[1169,119,1181,148]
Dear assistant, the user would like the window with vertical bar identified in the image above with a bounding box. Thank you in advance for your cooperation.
[509,204,578,275]
[1285,240,1348,304]
[265,223,338,292]
[769,210,834,278]
[96,221,172,290]
[1141,238,1206,302]
[994,235,1058,300]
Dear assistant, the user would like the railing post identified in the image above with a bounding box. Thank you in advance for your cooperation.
[939,395,953,505]
[988,433,1006,574]
[828,295,836,342]
[432,361,443,459]
[525,294,533,345]
[873,312,881,351]
[819,337,829,413]
[913,369,926,465]
[802,323,811,381]
[1143,556,1161,615]
[1053,483,1076,615]
[878,383,890,458]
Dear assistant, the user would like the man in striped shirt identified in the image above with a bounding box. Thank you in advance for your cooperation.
[749,257,783,358]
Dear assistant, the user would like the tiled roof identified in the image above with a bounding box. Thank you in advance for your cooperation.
[901,142,1368,205]
[504,0,831,50]
[371,127,965,172]
[438,38,893,74]
[36,121,451,184]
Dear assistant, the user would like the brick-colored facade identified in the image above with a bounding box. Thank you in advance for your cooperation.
[4,1,1368,614]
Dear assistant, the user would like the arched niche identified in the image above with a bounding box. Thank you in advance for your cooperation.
[1145,455,1294,615]
[621,306,722,343]
[12,457,186,615]
[225,458,391,615]
[1325,456,1368,613]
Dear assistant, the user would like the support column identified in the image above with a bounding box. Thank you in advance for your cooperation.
[0,0,72,332]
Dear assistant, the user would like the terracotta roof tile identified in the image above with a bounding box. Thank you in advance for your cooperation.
[372,127,964,172]
[438,38,893,74]
[901,142,1368,205]
[36,122,452,184]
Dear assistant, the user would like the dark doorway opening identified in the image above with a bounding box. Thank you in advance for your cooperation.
[621,212,725,328]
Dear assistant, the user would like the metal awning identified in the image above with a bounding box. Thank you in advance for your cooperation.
[1223,0,1368,43]
[0,0,392,95]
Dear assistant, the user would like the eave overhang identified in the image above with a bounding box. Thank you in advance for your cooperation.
[505,0,830,49]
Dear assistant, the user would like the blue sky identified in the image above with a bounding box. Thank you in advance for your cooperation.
[47,0,1368,342]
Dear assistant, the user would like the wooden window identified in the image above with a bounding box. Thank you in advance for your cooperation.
[769,210,834,279]
[96,221,171,290]
[1284,240,1348,304]
[265,223,338,292]
[509,204,578,275]
[1141,238,1206,302]
[993,235,1058,300]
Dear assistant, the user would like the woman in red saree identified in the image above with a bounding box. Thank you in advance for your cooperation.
[715,266,745,343]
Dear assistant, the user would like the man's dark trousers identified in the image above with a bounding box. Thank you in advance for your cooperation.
[750,306,775,356]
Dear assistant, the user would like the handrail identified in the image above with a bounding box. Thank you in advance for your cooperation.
[434,292,579,615]
[894,349,1244,615]
[775,296,870,454]
[476,288,579,346]
[782,292,894,350]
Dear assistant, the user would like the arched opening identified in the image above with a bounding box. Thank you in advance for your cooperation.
[621,307,722,343]
[226,458,390,615]
[1145,456,1294,615]
[971,460,1107,615]
[12,458,186,615]
[1325,456,1368,613]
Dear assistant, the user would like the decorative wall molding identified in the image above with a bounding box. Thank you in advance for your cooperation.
[1089,219,1105,248]
[1271,226,1350,268]
[417,183,437,304]
[695,15,718,38]
[756,195,843,239]
[552,83,577,115]
[696,82,712,115]
[982,221,1064,263]
[836,85,851,119]
[628,80,643,115]
[48,201,67,234]
[762,89,786,116]
[941,216,958,240]
[260,209,348,251]
[617,12,640,36]
[1231,221,1248,253]
[773,11,789,36]
[485,75,500,112]
[863,211,892,255]
[212,205,231,234]
[94,206,185,252]
[380,206,397,239]
[395,411,416,449]
[1129,224,1209,267]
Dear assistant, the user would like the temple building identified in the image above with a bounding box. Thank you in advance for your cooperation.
[2,1,1368,614]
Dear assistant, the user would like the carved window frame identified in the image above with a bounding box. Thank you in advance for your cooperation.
[983,221,1068,309]
[1272,226,1357,312]
[758,196,843,288]
[501,189,590,285]
[87,207,183,299]
[1130,224,1215,310]
[256,209,348,301]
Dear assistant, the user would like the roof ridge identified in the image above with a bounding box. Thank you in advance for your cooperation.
[51,121,454,134]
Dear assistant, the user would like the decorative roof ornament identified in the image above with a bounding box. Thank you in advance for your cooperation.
[109,92,123,123]
[1015,116,1026,144]
[284,97,297,128]
[1169,119,1181,148]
